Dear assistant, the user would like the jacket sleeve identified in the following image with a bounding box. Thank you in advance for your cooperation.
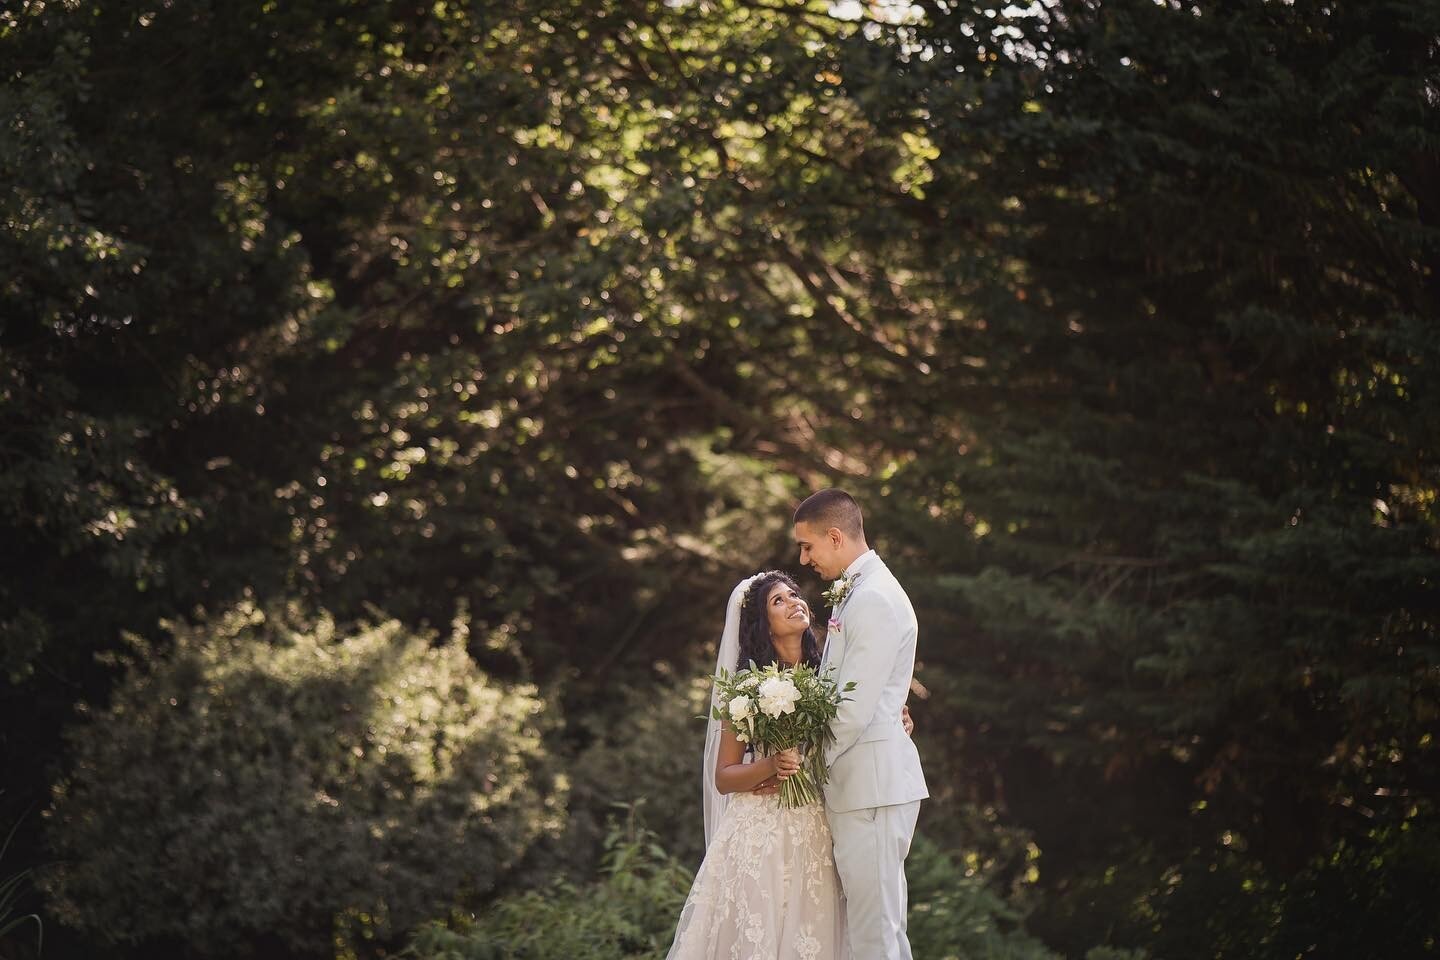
[826,588,909,765]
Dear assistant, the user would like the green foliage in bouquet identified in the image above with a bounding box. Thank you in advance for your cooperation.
[40,603,562,957]
[710,663,856,808]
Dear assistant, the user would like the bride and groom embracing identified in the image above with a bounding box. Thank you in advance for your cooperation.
[665,489,929,960]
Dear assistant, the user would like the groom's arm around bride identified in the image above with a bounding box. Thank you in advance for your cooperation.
[794,488,928,960]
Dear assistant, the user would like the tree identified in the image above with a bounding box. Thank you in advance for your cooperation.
[826,1,1440,953]
[7,0,1438,955]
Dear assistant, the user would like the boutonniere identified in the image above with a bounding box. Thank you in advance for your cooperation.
[822,572,858,609]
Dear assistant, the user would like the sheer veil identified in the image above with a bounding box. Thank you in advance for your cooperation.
[703,574,758,845]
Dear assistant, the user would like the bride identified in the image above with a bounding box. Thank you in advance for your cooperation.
[664,570,846,960]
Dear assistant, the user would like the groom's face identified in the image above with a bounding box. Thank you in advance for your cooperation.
[793,521,844,581]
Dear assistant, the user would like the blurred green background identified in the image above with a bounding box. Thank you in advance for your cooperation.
[2,0,1437,957]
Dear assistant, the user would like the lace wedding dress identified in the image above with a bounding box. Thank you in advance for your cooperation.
[664,791,847,960]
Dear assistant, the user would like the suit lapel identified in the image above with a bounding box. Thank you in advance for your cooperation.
[823,553,885,670]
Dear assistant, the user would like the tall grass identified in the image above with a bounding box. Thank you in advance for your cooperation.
[0,807,42,956]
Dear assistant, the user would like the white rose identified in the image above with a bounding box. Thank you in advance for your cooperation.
[757,677,800,718]
[728,695,754,721]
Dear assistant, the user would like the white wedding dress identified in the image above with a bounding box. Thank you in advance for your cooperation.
[665,576,847,960]
[664,790,846,960]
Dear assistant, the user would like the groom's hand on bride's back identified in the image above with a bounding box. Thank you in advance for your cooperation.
[902,704,914,736]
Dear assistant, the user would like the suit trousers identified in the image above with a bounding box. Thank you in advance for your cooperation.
[829,799,922,960]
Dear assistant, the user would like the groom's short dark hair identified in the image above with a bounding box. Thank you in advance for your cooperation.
[794,488,865,539]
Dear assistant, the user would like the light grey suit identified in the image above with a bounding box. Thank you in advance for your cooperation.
[821,550,928,960]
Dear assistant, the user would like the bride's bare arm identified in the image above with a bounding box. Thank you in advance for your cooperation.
[714,724,800,794]
[714,702,911,798]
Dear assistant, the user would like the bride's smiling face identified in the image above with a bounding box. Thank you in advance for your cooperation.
[764,582,811,641]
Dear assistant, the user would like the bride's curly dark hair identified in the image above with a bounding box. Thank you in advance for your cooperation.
[737,571,821,671]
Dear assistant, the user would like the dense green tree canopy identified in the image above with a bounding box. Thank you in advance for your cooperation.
[2,0,1436,957]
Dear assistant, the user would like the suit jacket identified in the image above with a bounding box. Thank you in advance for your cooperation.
[821,551,929,813]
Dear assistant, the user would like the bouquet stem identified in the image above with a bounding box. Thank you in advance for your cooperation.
[779,767,821,808]
[775,746,829,809]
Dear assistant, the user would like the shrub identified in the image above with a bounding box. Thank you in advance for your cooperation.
[41,602,562,957]
[1128,821,1440,960]
[405,813,691,960]
[559,668,714,874]
[409,823,1103,960]
[906,834,1067,960]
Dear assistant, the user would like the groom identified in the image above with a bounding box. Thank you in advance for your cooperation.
[794,488,928,960]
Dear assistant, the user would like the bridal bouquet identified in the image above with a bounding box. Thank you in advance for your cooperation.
[711,662,855,809]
